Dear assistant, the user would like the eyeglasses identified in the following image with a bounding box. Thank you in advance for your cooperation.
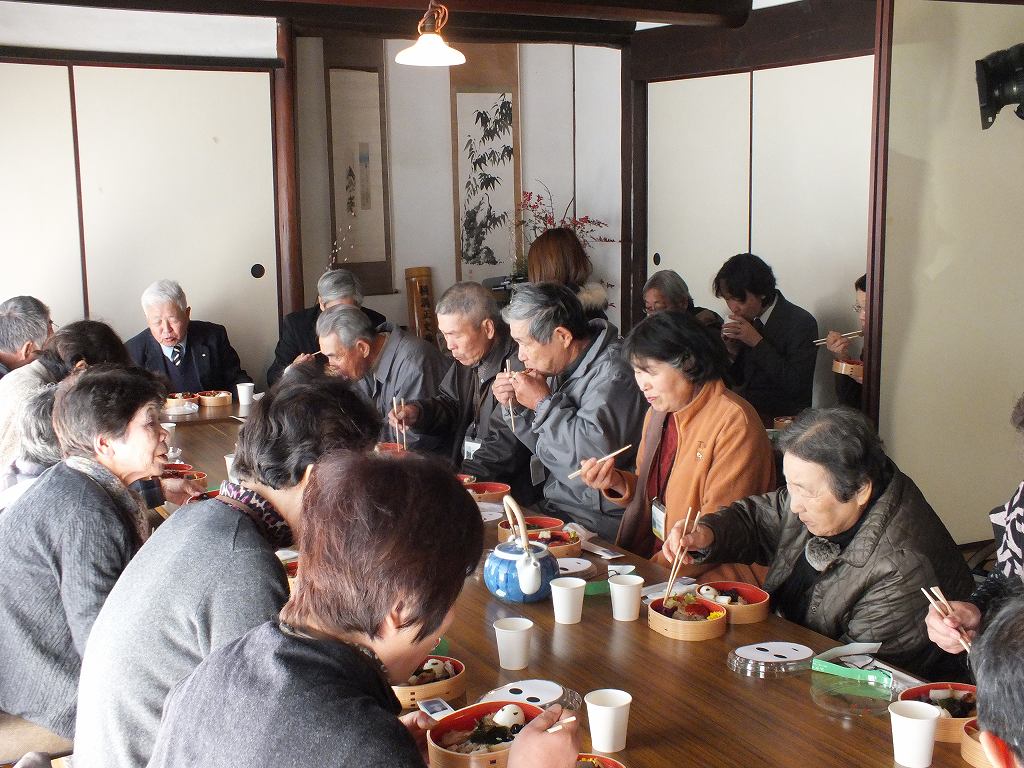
[853,304,865,314]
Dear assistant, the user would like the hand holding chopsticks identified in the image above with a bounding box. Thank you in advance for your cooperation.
[813,329,863,346]
[545,715,576,734]
[664,509,704,604]
[568,444,633,480]
[921,586,972,654]
[505,360,515,430]
[390,397,408,450]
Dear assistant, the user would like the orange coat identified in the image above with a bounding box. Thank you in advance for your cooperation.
[609,379,776,581]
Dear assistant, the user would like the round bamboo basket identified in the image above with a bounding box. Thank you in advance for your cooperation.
[647,596,727,641]
[961,719,994,768]
[496,516,565,544]
[197,390,232,407]
[899,683,976,743]
[427,701,543,768]
[392,656,467,710]
[698,581,770,624]
[466,482,512,504]
[832,359,863,378]
[165,392,199,409]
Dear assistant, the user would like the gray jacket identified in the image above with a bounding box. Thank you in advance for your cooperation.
[700,463,974,680]
[504,320,646,540]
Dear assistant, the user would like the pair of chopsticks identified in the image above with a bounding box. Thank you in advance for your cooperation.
[921,585,972,653]
[567,444,633,481]
[664,507,700,604]
[505,360,515,430]
[546,715,577,734]
[813,329,863,346]
[391,396,408,450]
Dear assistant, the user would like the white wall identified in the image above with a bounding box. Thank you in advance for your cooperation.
[881,0,1024,542]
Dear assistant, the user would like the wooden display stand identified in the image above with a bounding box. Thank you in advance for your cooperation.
[405,267,438,344]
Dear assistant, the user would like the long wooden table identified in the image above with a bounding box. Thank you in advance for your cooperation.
[174,422,967,768]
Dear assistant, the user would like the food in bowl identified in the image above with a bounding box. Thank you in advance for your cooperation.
[439,705,527,754]
[910,687,977,719]
[404,657,460,686]
[698,584,748,605]
[654,593,726,622]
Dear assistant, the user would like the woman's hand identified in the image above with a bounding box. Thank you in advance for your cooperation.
[399,709,437,762]
[510,370,551,411]
[160,476,207,505]
[577,456,626,496]
[825,331,852,358]
[925,600,981,655]
[508,704,580,768]
[661,521,715,563]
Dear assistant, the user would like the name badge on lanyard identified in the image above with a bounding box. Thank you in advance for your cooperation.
[651,498,667,541]
[463,438,482,461]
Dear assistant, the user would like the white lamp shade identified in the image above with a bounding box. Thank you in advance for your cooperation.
[394,32,466,66]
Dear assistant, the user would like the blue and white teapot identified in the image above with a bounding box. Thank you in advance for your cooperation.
[483,496,558,603]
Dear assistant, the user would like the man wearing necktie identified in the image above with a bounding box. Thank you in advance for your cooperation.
[715,253,818,421]
[126,280,251,396]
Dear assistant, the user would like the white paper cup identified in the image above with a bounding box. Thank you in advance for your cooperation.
[161,422,176,446]
[550,577,586,624]
[608,574,645,621]
[585,688,632,753]
[224,454,236,483]
[236,383,255,405]
[889,700,940,768]
[493,617,533,670]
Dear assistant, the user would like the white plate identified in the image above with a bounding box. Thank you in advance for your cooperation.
[555,557,592,575]
[162,402,199,416]
[478,679,564,707]
[478,502,504,523]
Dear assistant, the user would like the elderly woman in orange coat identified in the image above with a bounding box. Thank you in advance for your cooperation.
[578,311,775,584]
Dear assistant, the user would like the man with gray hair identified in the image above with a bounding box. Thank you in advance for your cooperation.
[266,268,386,385]
[317,305,447,452]
[0,385,61,513]
[491,283,645,540]
[126,279,251,395]
[643,269,723,331]
[0,296,51,381]
[389,282,534,497]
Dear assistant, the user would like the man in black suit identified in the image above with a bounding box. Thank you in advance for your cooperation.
[715,253,818,419]
[125,279,251,394]
[266,269,386,386]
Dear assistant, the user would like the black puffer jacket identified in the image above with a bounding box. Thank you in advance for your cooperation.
[699,462,974,680]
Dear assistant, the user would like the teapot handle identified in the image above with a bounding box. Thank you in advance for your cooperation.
[503,495,530,552]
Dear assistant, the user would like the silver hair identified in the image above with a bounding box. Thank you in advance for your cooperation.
[435,282,502,326]
[318,269,363,305]
[141,279,188,312]
[501,282,588,345]
[17,384,62,467]
[643,270,691,310]
[0,296,50,353]
[315,305,376,347]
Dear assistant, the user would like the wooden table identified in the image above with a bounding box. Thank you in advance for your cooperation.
[174,424,967,768]
[161,401,251,425]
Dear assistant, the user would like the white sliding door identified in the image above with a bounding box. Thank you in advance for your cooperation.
[0,63,84,324]
[73,66,279,387]
[647,73,750,311]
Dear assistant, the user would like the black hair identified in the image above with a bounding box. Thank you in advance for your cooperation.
[622,311,728,385]
[35,320,132,383]
[713,253,777,304]
[777,407,890,503]
[972,596,1024,761]
[855,274,867,293]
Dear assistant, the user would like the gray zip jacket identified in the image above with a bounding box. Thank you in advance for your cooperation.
[503,319,646,540]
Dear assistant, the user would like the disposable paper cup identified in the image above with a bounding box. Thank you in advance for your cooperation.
[237,383,255,405]
[585,688,632,753]
[493,617,533,670]
[161,423,176,447]
[889,700,940,768]
[224,454,236,483]
[550,577,586,624]
[608,574,645,622]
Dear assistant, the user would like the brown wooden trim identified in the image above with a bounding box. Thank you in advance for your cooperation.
[619,47,634,332]
[0,46,281,70]
[272,19,304,317]
[67,66,90,318]
[865,0,894,428]
[624,62,648,333]
[747,71,753,253]
[629,0,876,82]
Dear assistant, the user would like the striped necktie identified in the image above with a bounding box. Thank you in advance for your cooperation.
[171,344,184,368]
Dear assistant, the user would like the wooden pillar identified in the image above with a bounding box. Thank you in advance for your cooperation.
[273,18,304,317]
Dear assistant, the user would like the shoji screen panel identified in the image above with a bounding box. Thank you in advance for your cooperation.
[0,63,85,323]
[750,56,874,406]
[647,73,750,312]
[73,67,278,387]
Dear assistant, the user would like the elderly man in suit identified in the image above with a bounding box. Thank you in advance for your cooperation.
[714,253,818,420]
[266,268,386,386]
[126,280,251,394]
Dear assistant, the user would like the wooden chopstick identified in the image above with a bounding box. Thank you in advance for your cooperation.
[391,396,400,445]
[921,587,972,653]
[568,444,633,480]
[505,360,515,431]
[663,507,692,604]
[546,715,577,734]
[400,397,408,450]
[813,330,863,346]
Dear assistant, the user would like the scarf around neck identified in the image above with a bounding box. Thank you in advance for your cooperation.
[64,456,150,547]
[218,480,294,548]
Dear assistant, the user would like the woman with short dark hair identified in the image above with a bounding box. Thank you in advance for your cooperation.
[0,365,167,739]
[578,311,775,583]
[147,452,580,768]
[663,407,975,680]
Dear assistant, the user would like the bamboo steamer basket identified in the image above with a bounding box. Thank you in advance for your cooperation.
[899,682,976,743]
[427,701,543,768]
[165,392,199,408]
[466,482,512,504]
[496,516,565,543]
[832,359,863,378]
[197,390,232,407]
[647,596,727,641]
[515,530,582,558]
[698,581,770,624]
[961,719,994,768]
[393,655,467,709]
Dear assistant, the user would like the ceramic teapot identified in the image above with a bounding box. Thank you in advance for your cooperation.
[483,496,558,603]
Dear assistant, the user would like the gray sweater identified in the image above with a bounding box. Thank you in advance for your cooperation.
[0,461,136,738]
[73,498,289,768]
